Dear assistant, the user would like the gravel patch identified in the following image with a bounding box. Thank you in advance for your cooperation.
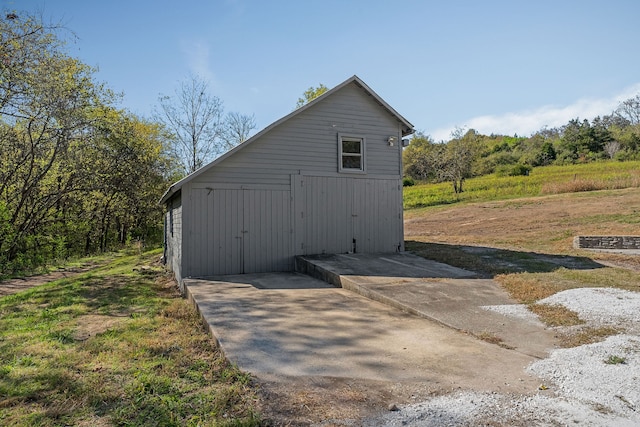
[540,287,640,333]
[370,287,640,426]
[481,303,545,326]
[529,334,640,417]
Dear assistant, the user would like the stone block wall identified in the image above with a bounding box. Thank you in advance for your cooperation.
[574,236,640,250]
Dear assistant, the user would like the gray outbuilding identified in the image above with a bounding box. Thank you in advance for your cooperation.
[160,75,414,285]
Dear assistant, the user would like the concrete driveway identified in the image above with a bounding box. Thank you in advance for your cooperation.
[184,271,541,392]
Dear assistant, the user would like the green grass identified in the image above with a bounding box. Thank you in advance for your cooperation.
[0,249,261,426]
[604,355,627,365]
[404,160,640,209]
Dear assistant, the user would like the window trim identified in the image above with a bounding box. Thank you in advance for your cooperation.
[338,133,366,174]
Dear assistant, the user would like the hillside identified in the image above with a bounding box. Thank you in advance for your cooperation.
[406,186,638,250]
[403,160,640,209]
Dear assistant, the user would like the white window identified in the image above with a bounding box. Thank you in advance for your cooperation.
[338,134,365,173]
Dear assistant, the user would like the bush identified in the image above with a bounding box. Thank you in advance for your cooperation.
[403,177,415,187]
[475,152,519,175]
[614,149,640,161]
[495,164,532,177]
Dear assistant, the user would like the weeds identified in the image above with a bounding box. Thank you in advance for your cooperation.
[604,355,627,365]
[528,303,583,327]
[559,327,621,348]
[475,331,515,350]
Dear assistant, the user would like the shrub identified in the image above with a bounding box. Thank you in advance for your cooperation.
[475,152,519,175]
[495,164,532,177]
[402,177,415,187]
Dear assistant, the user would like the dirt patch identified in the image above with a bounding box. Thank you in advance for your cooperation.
[0,263,102,297]
[72,314,128,341]
[404,188,640,256]
[257,376,476,426]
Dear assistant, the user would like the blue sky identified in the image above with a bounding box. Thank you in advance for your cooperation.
[7,0,640,141]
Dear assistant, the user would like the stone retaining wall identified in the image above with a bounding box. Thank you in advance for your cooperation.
[574,236,640,250]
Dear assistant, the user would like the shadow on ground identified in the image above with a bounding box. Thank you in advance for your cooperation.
[406,240,605,277]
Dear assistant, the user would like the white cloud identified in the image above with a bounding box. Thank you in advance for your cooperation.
[180,39,216,84]
[430,83,640,141]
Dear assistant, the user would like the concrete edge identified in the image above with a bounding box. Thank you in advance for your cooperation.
[182,280,223,352]
[338,275,461,332]
[296,255,465,334]
[295,256,344,288]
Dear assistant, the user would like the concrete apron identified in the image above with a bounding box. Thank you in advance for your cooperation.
[297,253,557,359]
[183,273,541,392]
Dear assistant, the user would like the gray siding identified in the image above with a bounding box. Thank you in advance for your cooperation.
[172,78,409,279]
[182,184,293,277]
[164,194,183,284]
[294,175,402,256]
[191,82,403,187]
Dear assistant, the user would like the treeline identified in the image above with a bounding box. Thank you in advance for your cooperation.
[0,13,178,274]
[404,95,640,191]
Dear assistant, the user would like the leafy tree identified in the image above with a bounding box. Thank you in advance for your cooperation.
[0,10,176,274]
[0,12,112,266]
[403,132,437,180]
[295,83,328,108]
[440,128,483,193]
[404,129,482,193]
[91,111,174,251]
[538,141,557,165]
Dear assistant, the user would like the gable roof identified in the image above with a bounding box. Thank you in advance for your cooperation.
[160,75,414,204]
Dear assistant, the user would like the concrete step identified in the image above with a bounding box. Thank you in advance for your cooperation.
[296,252,558,359]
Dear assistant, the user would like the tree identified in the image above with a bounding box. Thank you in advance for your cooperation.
[604,140,621,159]
[82,109,174,252]
[0,10,176,273]
[403,128,482,194]
[0,12,112,266]
[295,83,328,108]
[156,75,225,174]
[222,111,256,147]
[438,128,482,194]
[615,94,640,125]
[403,132,437,180]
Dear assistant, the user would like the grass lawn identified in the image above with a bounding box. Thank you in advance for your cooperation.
[0,248,261,426]
[403,160,640,209]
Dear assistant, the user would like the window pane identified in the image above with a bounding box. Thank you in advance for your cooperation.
[342,139,361,154]
[342,155,361,169]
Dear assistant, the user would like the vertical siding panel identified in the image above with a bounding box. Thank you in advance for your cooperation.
[194,190,203,276]
[205,189,213,273]
[292,175,304,256]
[279,191,285,270]
[321,178,328,252]
[278,191,285,270]
[341,177,351,253]
[234,190,243,274]
[212,190,219,273]
[245,190,253,273]
[263,190,270,271]
[366,180,374,252]
[329,176,338,253]
[227,190,235,274]
[311,178,319,253]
